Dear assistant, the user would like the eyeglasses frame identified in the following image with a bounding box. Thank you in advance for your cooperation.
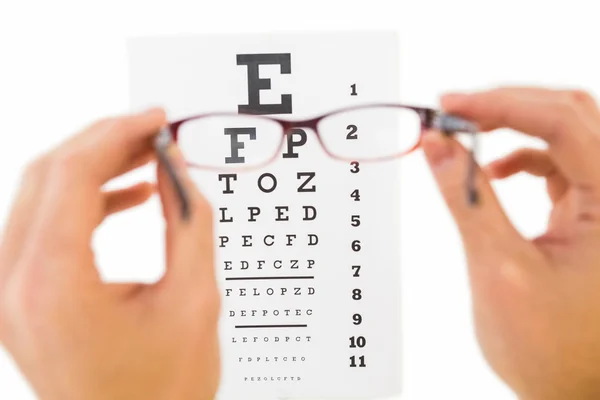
[155,103,480,221]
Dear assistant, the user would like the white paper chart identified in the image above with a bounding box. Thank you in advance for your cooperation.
[128,31,401,400]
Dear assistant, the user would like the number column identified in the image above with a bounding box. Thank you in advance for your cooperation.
[348,83,366,369]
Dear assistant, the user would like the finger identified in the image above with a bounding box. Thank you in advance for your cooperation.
[57,107,166,185]
[155,143,215,288]
[60,126,157,180]
[103,181,155,217]
[421,130,533,261]
[441,88,600,190]
[22,109,166,253]
[485,148,556,179]
[114,148,156,178]
[0,155,51,282]
[485,148,569,203]
[453,86,598,111]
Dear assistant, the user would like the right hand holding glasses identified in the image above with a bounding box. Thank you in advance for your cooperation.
[422,87,600,400]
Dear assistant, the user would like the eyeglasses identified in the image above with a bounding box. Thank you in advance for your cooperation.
[156,104,480,212]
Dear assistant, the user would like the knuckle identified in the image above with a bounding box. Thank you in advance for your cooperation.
[552,101,580,139]
[487,96,512,128]
[23,155,49,182]
[568,89,596,107]
[49,148,85,178]
[1,266,47,330]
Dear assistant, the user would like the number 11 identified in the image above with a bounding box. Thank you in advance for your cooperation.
[350,355,366,367]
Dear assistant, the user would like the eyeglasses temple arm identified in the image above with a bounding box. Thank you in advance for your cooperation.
[467,132,479,205]
[432,113,480,207]
[154,127,191,221]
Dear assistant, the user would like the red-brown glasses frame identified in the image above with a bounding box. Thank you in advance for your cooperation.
[164,103,479,205]
[167,103,445,172]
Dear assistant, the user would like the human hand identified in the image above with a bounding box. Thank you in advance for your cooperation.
[421,87,600,400]
[0,109,221,400]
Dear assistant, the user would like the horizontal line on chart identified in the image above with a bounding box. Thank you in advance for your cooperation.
[225,276,314,281]
[235,324,308,329]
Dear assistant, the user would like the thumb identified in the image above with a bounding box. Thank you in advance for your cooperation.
[421,130,525,257]
[156,143,215,285]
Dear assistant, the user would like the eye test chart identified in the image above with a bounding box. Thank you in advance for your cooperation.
[128,31,401,400]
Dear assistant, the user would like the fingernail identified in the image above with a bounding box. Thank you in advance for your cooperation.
[421,131,455,168]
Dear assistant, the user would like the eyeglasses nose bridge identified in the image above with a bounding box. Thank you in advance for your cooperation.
[280,118,320,136]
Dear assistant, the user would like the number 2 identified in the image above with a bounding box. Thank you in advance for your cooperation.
[346,124,358,140]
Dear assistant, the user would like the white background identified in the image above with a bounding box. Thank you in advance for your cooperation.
[0,1,598,399]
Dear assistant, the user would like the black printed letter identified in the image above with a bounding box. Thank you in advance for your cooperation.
[297,172,316,192]
[225,127,256,164]
[258,173,277,193]
[218,174,237,194]
[237,53,292,115]
[303,206,317,221]
[282,129,307,159]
